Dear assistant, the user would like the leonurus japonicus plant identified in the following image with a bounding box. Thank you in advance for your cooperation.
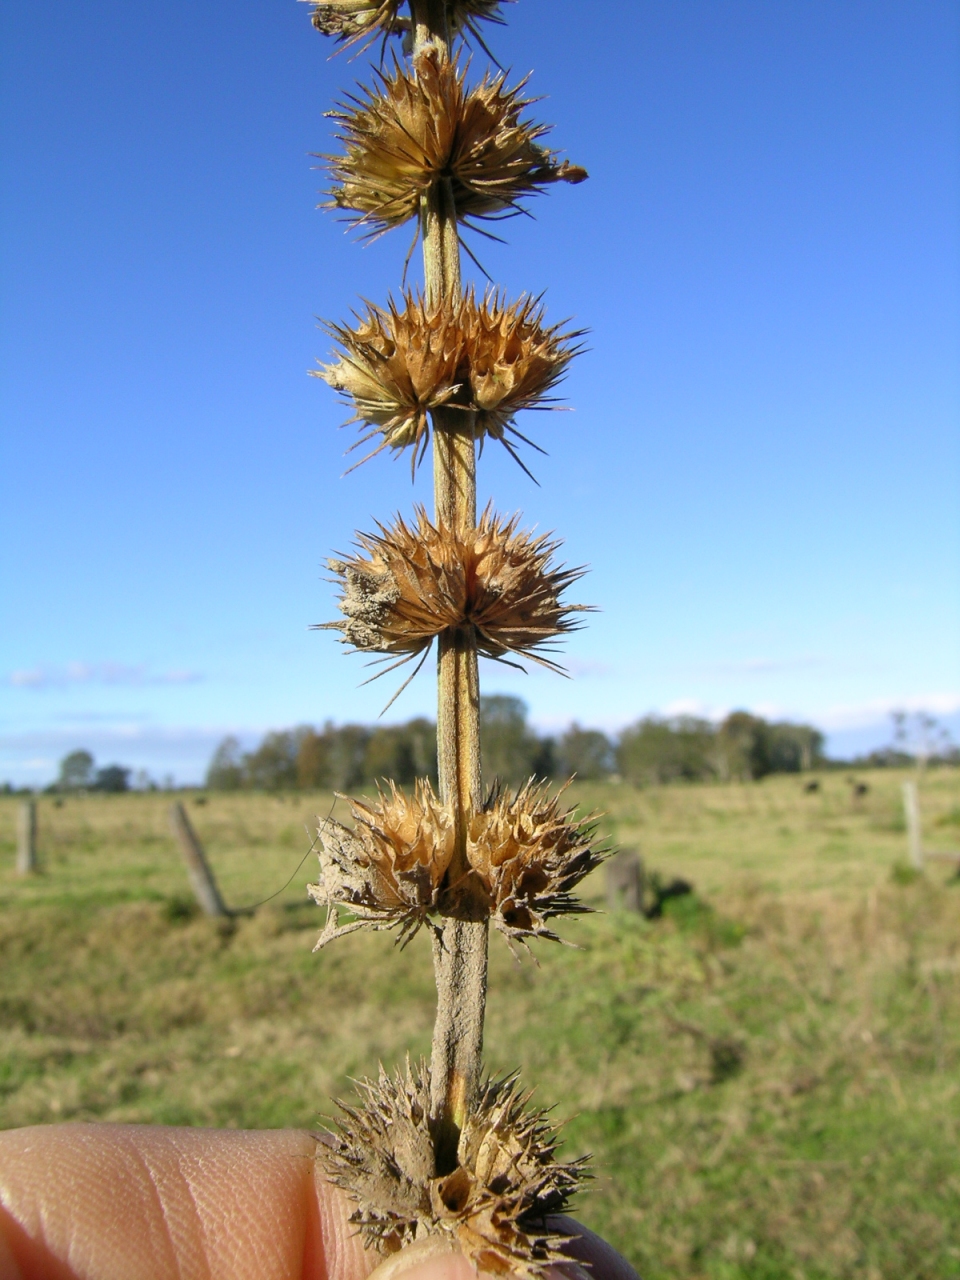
[302,2,605,1271]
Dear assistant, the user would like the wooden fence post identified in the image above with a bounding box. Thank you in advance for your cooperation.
[607,849,644,913]
[169,802,230,917]
[16,800,38,875]
[902,780,923,870]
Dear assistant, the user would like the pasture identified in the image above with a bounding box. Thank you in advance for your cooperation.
[2,769,959,1279]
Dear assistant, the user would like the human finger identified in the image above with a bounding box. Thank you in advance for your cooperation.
[0,1126,639,1280]
[0,1123,370,1280]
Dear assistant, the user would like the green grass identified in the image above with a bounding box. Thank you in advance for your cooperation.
[2,770,960,1278]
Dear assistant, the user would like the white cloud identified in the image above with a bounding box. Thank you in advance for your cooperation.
[10,668,47,689]
[661,698,728,721]
[697,654,826,677]
[8,663,203,690]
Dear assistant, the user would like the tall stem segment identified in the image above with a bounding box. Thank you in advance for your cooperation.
[411,0,488,1173]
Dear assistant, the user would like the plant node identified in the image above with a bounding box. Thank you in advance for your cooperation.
[314,288,584,475]
[309,780,454,946]
[321,53,586,238]
[320,506,589,682]
[469,779,609,949]
[304,1,508,54]
[322,1061,588,1278]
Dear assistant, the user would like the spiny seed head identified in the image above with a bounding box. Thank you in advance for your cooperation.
[468,780,608,950]
[309,778,607,948]
[320,507,589,684]
[303,1,508,54]
[309,779,454,947]
[314,292,463,473]
[322,1061,587,1278]
[461,290,584,454]
[321,52,586,237]
[313,289,583,475]
[305,0,399,44]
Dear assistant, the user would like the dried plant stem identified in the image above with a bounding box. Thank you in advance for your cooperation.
[411,0,450,61]
[412,0,489,1170]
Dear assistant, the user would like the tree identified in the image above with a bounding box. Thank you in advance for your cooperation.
[296,728,331,789]
[364,718,438,786]
[205,736,244,790]
[243,730,300,790]
[716,712,770,780]
[365,725,415,785]
[556,724,614,780]
[325,724,371,791]
[93,765,130,793]
[58,749,95,791]
[479,696,548,786]
[617,716,715,785]
[891,710,956,768]
[767,722,824,773]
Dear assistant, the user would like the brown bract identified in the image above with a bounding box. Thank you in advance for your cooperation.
[322,1062,586,1278]
[468,780,608,950]
[304,1,507,54]
[322,53,586,236]
[306,0,401,46]
[309,780,454,947]
[310,777,606,948]
[313,289,583,474]
[314,292,463,474]
[321,507,588,688]
[462,290,584,462]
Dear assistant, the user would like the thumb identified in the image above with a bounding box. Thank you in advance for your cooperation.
[364,1239,476,1280]
[362,1235,599,1280]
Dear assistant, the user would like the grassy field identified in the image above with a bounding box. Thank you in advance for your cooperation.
[2,769,960,1279]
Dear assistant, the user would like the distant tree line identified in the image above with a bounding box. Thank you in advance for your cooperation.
[204,697,830,791]
[13,708,952,798]
[47,750,131,793]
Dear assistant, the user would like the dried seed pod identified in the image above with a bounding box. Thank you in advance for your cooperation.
[461,290,584,466]
[322,1061,587,1278]
[313,289,583,474]
[445,0,510,46]
[303,1,507,54]
[322,54,586,238]
[313,292,464,473]
[320,507,589,688]
[309,780,454,947]
[468,780,608,948]
[306,0,402,46]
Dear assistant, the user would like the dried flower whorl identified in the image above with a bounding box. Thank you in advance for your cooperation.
[309,780,454,947]
[468,780,607,948]
[322,1061,587,1278]
[314,288,583,474]
[462,290,584,462]
[314,293,463,473]
[304,1,508,52]
[306,0,400,44]
[309,775,606,947]
[321,507,588,681]
[321,54,586,237]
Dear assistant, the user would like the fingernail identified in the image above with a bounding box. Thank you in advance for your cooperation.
[365,1236,465,1280]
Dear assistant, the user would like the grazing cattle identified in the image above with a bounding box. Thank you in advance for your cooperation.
[804,779,820,793]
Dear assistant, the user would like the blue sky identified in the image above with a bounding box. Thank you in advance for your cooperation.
[2,0,958,785]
